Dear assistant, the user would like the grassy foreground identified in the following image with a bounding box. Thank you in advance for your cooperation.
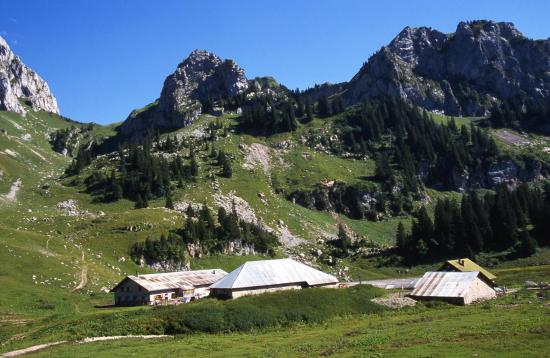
[27,290,549,357]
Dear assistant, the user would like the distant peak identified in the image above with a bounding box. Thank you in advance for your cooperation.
[456,20,523,39]
[0,35,9,49]
[187,49,220,61]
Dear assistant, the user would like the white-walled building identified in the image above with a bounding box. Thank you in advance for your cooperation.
[409,271,496,305]
[209,258,338,299]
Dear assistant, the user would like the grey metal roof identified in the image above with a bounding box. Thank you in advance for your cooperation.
[410,271,479,298]
[112,269,228,292]
[209,259,338,289]
[364,277,420,290]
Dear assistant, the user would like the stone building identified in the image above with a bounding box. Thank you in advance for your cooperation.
[111,269,227,306]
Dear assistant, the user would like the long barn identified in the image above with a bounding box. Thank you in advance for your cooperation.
[111,269,227,306]
[209,258,339,299]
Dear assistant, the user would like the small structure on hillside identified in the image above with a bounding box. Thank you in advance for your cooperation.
[209,258,338,299]
[209,107,224,116]
[111,269,227,306]
[440,258,496,285]
[409,271,496,305]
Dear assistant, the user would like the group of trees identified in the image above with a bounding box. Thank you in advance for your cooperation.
[130,203,279,264]
[489,99,550,135]
[238,89,347,136]
[83,134,198,206]
[239,97,299,135]
[396,183,550,264]
[215,149,233,178]
[335,99,517,191]
[290,182,414,221]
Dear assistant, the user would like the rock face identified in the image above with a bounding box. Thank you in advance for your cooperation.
[120,49,248,136]
[0,36,59,115]
[345,20,550,116]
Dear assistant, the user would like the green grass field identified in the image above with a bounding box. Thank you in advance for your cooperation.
[1,108,549,357]
[19,288,550,357]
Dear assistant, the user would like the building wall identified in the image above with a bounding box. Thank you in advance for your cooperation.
[211,283,338,299]
[231,284,303,299]
[113,279,150,305]
[463,277,496,305]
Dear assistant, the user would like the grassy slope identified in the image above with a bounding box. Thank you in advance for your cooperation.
[1,108,549,356]
[28,300,549,357]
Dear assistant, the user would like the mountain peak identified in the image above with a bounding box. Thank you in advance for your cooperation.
[120,50,248,136]
[0,35,59,115]
[346,19,549,116]
[456,20,523,39]
[0,35,8,49]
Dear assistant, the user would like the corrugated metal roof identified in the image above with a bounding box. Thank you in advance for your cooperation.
[443,258,496,281]
[209,259,338,289]
[410,271,479,298]
[113,269,228,292]
[364,277,420,290]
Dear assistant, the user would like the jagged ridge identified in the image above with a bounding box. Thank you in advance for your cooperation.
[0,35,59,115]
[344,20,550,116]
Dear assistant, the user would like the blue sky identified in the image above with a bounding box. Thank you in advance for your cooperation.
[1,0,548,124]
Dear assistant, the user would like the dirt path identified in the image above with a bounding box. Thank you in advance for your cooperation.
[0,341,68,357]
[0,335,172,357]
[2,179,21,201]
[72,251,87,291]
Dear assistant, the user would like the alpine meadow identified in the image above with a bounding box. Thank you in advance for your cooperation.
[0,2,549,357]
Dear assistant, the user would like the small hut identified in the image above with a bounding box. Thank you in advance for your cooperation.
[409,271,496,305]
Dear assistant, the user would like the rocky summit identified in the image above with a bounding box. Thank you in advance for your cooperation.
[120,49,248,136]
[0,35,59,115]
[344,20,550,116]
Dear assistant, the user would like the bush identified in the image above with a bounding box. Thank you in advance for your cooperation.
[60,285,385,338]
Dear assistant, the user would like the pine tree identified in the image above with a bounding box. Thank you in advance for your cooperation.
[514,230,537,257]
[222,158,233,178]
[190,154,199,178]
[396,221,408,254]
[135,194,147,209]
[165,191,174,210]
[318,96,330,117]
[305,98,313,122]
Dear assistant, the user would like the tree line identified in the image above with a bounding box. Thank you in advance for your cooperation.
[335,99,516,192]
[396,183,550,264]
[130,203,279,264]
[489,98,550,135]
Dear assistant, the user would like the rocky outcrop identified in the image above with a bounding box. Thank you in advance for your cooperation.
[345,20,550,116]
[0,36,59,115]
[120,49,248,136]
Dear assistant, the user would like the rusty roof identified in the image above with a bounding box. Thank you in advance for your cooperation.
[209,259,338,289]
[111,269,227,292]
[409,271,480,298]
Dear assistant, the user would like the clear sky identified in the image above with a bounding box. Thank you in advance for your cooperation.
[0,0,548,124]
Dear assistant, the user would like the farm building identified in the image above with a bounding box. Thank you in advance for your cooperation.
[111,269,227,306]
[440,258,496,285]
[363,277,420,290]
[409,271,496,305]
[209,258,339,299]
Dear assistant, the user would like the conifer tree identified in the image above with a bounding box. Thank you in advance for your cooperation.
[165,190,174,210]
